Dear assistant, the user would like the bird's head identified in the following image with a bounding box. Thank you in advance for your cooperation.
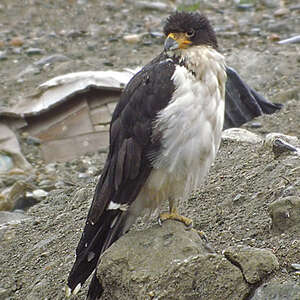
[163,11,218,53]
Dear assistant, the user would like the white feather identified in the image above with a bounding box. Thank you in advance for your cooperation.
[129,45,226,217]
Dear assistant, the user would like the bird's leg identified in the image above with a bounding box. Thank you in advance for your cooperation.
[159,198,193,227]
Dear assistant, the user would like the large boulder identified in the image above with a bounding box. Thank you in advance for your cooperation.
[97,221,274,300]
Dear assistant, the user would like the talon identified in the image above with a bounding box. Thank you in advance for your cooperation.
[159,208,193,227]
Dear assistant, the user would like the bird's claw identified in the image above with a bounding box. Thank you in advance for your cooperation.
[158,211,193,228]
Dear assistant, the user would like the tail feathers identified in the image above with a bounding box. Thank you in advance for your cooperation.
[87,273,104,300]
[67,209,125,295]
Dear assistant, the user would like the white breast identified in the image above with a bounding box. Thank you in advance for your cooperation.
[131,46,226,217]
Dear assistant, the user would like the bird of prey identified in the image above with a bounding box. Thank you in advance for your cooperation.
[66,11,280,299]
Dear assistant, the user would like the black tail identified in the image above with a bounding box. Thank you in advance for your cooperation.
[224,66,282,130]
[67,209,128,299]
[87,273,104,300]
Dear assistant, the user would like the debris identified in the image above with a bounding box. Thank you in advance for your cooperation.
[0,123,32,171]
[265,133,300,158]
[278,35,300,44]
[0,70,136,162]
[34,54,70,66]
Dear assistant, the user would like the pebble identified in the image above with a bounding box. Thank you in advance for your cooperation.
[260,0,279,8]
[0,50,8,61]
[87,41,98,51]
[78,173,89,179]
[26,136,41,145]
[250,122,262,128]
[269,33,281,42]
[290,5,300,11]
[26,48,44,55]
[274,7,290,17]
[0,153,14,172]
[267,22,290,33]
[123,34,142,44]
[233,194,245,203]
[135,1,170,12]
[11,47,22,54]
[236,3,254,11]
[67,30,86,38]
[222,128,263,144]
[30,189,48,200]
[149,32,164,38]
[34,54,70,66]
[291,263,300,271]
[9,37,24,47]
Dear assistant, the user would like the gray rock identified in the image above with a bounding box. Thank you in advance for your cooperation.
[267,21,290,33]
[222,128,263,144]
[224,246,279,284]
[25,48,45,55]
[252,281,300,300]
[259,0,280,8]
[269,196,300,233]
[97,221,250,300]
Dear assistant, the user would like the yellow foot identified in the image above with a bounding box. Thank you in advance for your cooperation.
[159,210,193,228]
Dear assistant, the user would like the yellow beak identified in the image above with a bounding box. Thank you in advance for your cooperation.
[164,33,192,51]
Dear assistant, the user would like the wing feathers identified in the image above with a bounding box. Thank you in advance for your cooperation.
[68,59,177,297]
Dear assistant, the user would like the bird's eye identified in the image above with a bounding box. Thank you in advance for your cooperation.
[186,30,195,38]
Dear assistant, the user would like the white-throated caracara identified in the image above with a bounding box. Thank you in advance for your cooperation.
[66,11,280,300]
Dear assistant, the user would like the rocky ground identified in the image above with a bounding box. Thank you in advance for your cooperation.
[0,0,300,299]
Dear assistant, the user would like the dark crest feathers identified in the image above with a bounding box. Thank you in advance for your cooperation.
[163,11,218,49]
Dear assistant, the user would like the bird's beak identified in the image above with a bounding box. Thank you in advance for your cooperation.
[164,33,192,51]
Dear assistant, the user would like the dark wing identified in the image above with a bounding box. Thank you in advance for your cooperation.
[67,59,176,295]
[224,66,282,129]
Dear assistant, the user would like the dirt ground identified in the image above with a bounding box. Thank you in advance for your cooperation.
[0,0,299,299]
